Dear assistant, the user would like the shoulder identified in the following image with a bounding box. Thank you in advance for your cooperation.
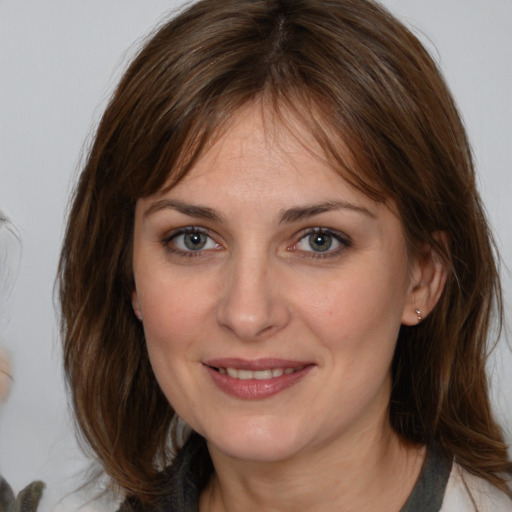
[440,463,512,512]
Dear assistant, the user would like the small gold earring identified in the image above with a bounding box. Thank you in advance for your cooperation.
[415,308,422,322]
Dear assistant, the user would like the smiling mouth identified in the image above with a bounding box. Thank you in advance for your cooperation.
[213,366,306,380]
[204,360,313,399]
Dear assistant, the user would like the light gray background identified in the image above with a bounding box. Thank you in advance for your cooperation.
[1,1,511,510]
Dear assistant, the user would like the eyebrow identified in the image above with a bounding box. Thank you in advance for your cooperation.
[278,201,376,223]
[144,199,224,222]
[144,199,375,223]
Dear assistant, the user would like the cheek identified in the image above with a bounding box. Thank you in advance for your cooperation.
[294,261,408,356]
[136,271,213,367]
[137,274,214,417]
[139,267,215,328]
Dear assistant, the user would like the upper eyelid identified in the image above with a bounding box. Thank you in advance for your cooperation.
[163,226,213,241]
[295,227,351,244]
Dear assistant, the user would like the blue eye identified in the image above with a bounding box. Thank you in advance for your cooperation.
[167,228,219,252]
[295,229,349,255]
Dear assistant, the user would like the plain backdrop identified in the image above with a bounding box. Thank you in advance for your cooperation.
[1,1,511,510]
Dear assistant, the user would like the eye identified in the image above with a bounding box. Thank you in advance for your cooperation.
[291,228,350,256]
[165,227,220,254]
[299,232,337,252]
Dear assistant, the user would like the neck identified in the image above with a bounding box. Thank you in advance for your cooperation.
[199,416,425,512]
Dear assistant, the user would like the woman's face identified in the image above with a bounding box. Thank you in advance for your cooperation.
[132,105,420,463]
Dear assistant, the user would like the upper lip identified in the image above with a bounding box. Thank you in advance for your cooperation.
[203,358,312,371]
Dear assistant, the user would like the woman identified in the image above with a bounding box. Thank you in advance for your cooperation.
[59,0,512,510]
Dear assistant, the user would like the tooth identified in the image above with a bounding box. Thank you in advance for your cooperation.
[254,369,272,380]
[226,368,238,378]
[223,366,305,379]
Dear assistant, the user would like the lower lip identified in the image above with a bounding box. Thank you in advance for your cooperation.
[204,365,314,400]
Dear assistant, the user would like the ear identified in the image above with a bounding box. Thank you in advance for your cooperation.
[402,233,448,326]
[131,290,143,321]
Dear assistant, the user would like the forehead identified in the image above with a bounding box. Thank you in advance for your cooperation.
[164,103,355,192]
[139,104,382,220]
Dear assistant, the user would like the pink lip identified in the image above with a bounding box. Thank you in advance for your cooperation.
[203,358,314,400]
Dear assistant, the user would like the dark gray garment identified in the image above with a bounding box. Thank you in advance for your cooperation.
[400,443,452,512]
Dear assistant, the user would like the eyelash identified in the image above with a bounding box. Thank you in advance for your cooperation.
[161,227,351,259]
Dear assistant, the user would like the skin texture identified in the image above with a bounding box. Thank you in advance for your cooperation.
[131,105,446,511]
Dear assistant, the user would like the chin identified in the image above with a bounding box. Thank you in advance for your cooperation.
[203,416,307,463]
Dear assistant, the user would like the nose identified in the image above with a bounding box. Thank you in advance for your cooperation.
[216,252,290,341]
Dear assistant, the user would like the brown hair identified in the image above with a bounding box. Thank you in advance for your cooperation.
[59,0,509,503]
